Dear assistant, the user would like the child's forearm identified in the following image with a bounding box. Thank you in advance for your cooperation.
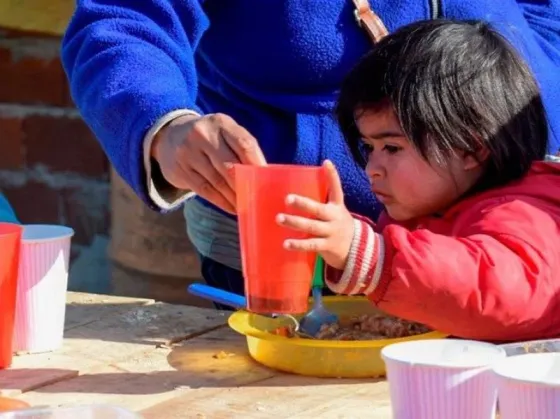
[324,216,386,296]
[324,216,560,342]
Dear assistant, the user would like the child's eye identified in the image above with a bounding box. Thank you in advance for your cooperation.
[383,145,401,154]
[362,143,374,154]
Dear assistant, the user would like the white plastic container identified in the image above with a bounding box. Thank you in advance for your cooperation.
[12,225,74,353]
[494,353,560,419]
[0,405,140,419]
[381,339,505,419]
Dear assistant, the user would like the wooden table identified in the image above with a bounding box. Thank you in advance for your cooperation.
[0,293,392,418]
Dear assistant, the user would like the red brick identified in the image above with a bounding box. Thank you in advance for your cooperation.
[23,115,109,178]
[0,116,24,169]
[0,30,61,40]
[0,52,67,106]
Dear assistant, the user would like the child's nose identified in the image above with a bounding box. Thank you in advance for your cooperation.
[365,156,384,179]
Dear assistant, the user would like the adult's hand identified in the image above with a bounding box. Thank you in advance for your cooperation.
[151,113,267,213]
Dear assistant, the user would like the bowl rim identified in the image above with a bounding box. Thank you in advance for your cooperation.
[493,353,560,387]
[227,296,448,348]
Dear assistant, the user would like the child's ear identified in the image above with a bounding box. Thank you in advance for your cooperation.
[462,147,490,171]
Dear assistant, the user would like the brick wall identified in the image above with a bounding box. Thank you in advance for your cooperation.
[0,29,110,276]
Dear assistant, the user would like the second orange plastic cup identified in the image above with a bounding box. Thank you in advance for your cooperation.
[0,223,23,369]
[235,164,328,314]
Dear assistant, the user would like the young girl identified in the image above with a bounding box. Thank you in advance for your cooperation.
[276,19,560,342]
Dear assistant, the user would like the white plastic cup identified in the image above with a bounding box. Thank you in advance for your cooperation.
[12,225,74,353]
[381,339,506,419]
[494,353,560,419]
[0,404,140,418]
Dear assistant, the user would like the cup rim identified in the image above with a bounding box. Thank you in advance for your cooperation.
[381,339,506,369]
[0,222,23,236]
[22,224,74,243]
[233,163,325,172]
[493,353,560,387]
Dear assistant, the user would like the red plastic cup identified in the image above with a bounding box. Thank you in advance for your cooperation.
[235,164,328,314]
[0,223,22,368]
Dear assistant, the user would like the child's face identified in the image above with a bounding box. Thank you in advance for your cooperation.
[356,107,483,221]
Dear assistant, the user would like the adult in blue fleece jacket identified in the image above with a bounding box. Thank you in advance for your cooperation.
[62,1,560,308]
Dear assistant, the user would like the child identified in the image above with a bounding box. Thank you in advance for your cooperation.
[276,19,560,342]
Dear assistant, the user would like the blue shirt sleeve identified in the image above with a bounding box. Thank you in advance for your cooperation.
[61,0,209,210]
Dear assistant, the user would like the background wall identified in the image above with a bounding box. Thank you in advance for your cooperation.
[0,28,112,292]
[0,2,205,306]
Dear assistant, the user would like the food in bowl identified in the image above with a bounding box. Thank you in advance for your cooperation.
[273,313,430,340]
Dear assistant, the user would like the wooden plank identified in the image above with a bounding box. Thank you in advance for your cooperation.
[141,329,392,418]
[141,374,391,419]
[15,328,276,413]
[1,293,228,398]
[4,293,395,416]
[162,328,277,388]
[0,367,78,398]
[64,292,156,331]
[17,364,183,412]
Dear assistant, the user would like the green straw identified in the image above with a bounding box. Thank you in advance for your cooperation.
[311,255,325,289]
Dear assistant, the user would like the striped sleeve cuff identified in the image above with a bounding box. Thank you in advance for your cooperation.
[325,218,385,295]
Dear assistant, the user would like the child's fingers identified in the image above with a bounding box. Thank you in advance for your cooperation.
[285,194,332,221]
[276,213,330,236]
[283,238,327,252]
[323,160,344,205]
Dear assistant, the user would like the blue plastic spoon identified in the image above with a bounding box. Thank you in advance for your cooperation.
[187,283,322,338]
[298,256,338,336]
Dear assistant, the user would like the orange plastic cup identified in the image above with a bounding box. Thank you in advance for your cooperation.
[0,223,22,369]
[235,164,328,314]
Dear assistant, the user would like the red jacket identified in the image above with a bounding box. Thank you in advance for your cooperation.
[326,162,560,342]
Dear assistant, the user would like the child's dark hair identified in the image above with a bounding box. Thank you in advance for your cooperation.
[337,20,548,189]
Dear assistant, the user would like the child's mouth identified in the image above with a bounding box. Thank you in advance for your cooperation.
[373,189,390,201]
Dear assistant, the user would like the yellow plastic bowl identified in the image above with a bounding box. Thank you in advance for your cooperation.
[228,296,448,378]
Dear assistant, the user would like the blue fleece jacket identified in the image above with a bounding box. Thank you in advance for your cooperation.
[62,0,560,220]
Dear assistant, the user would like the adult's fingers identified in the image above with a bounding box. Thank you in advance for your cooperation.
[218,117,267,166]
[185,168,236,214]
[189,152,236,208]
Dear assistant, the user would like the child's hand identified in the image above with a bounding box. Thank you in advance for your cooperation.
[276,160,355,270]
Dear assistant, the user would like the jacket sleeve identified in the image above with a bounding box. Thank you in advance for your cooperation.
[325,200,560,341]
[61,0,209,210]
[444,0,560,154]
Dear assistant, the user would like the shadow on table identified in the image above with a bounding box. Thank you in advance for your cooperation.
[19,297,381,396]
[28,368,382,395]
[26,334,382,396]
[0,368,78,394]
